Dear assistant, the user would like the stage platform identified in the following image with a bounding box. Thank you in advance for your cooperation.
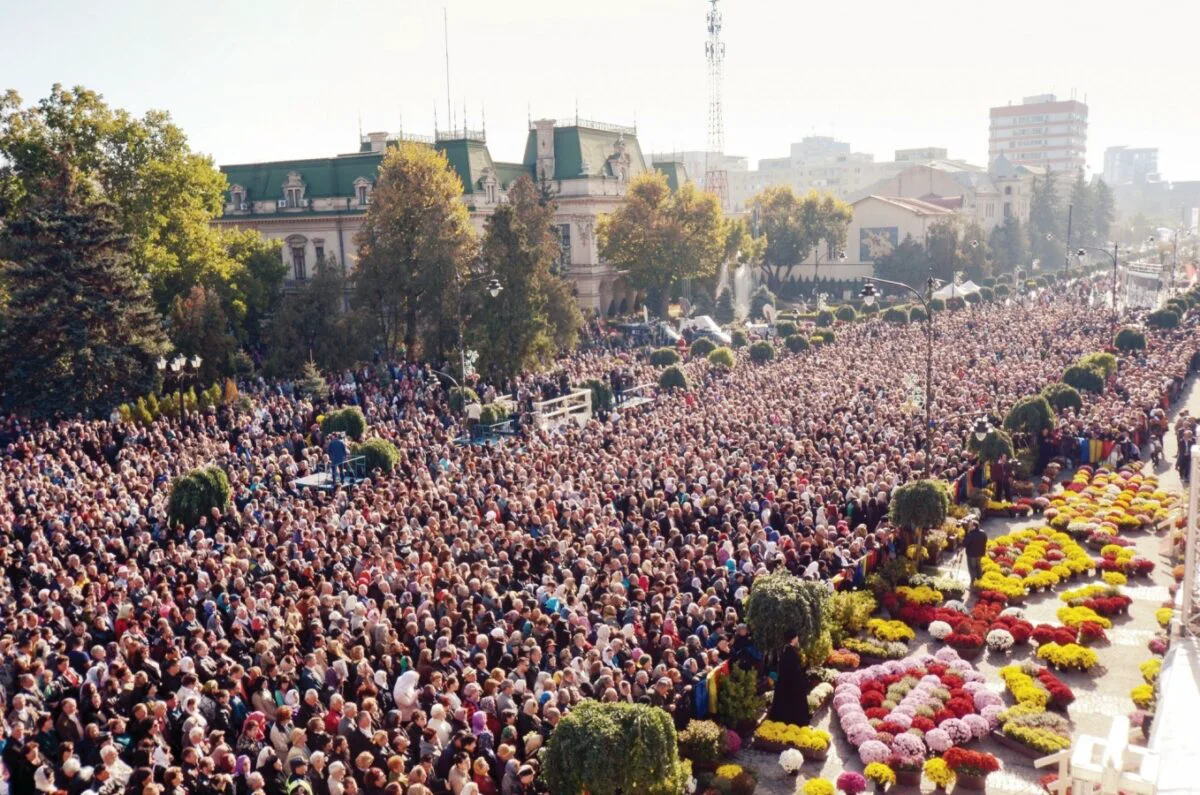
[291,472,370,491]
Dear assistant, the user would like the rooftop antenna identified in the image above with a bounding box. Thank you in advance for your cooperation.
[464,98,468,136]
[434,104,439,135]
[481,103,486,138]
[575,98,579,126]
[443,8,453,135]
[703,0,728,207]
[358,111,363,140]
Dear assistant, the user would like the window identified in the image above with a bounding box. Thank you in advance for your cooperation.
[314,244,325,264]
[230,186,245,209]
[292,246,307,280]
[286,187,303,208]
[557,224,571,270]
[357,184,369,205]
[1004,202,1012,219]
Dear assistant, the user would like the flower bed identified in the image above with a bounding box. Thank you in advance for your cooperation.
[1035,642,1099,672]
[833,649,992,766]
[1046,466,1176,537]
[983,528,1095,596]
[753,721,831,759]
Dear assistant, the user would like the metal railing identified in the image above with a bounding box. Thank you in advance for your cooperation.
[532,117,636,136]
[360,132,436,145]
[532,389,592,430]
[435,127,487,143]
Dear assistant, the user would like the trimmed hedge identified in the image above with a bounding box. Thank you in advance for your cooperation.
[707,346,735,368]
[1041,382,1083,413]
[749,340,775,363]
[582,378,613,412]
[815,309,835,327]
[689,337,716,358]
[321,406,367,440]
[1063,364,1105,394]
[649,347,680,366]
[775,320,798,338]
[1148,308,1180,329]
[1114,327,1146,352]
[353,438,399,474]
[168,466,231,528]
[929,297,946,311]
[964,291,982,304]
[449,387,480,413]
[909,306,928,322]
[730,329,748,349]
[979,286,995,302]
[785,334,809,353]
[882,306,910,324]
[659,365,688,392]
[835,305,857,322]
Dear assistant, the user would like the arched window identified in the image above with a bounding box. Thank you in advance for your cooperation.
[354,177,372,206]
[287,235,308,280]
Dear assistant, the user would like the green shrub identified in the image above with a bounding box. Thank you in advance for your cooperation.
[749,285,776,320]
[889,479,950,533]
[448,387,480,413]
[994,284,1011,298]
[1114,327,1147,352]
[829,591,877,647]
[690,337,716,358]
[860,301,879,315]
[835,304,857,322]
[650,347,681,366]
[714,290,735,324]
[168,466,231,528]
[964,291,982,304]
[1063,364,1105,393]
[968,428,1015,463]
[1077,351,1117,378]
[1005,394,1058,434]
[809,334,826,346]
[882,306,909,324]
[477,403,509,426]
[946,296,967,311]
[817,329,835,343]
[1041,382,1083,413]
[1148,308,1180,329]
[352,438,399,474]
[1165,298,1188,316]
[909,305,928,322]
[745,573,833,663]
[659,365,688,392]
[979,286,995,302]
[716,664,764,728]
[543,701,687,795]
[582,378,613,412]
[707,346,735,369]
[785,334,809,354]
[775,320,798,338]
[321,406,367,440]
[929,297,946,311]
[748,340,775,363]
[815,309,835,327]
[729,329,748,349]
[677,720,727,765]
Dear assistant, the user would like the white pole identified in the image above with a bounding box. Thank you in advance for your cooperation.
[1184,444,1200,637]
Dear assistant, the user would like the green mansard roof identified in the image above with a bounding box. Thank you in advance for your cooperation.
[522,125,648,181]
[652,161,690,192]
[222,154,382,203]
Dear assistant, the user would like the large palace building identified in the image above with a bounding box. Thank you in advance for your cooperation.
[214,118,687,315]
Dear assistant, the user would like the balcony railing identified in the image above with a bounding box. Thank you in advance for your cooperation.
[435,127,486,143]
[530,117,636,136]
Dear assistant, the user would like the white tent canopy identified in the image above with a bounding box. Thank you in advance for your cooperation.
[932,280,981,300]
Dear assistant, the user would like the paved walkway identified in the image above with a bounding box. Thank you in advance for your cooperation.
[738,379,1196,794]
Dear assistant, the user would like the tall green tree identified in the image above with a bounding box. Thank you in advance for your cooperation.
[1028,170,1065,269]
[0,165,168,417]
[874,234,930,289]
[169,285,235,384]
[220,229,287,346]
[988,215,1028,273]
[354,142,477,357]
[751,186,807,283]
[1093,179,1115,243]
[1068,174,1096,254]
[470,176,581,377]
[927,217,962,284]
[799,190,853,289]
[268,255,368,375]
[597,171,725,317]
[960,219,990,280]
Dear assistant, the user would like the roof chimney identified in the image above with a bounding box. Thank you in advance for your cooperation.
[367,132,388,153]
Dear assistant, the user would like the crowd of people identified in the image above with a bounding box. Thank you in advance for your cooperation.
[0,284,1194,795]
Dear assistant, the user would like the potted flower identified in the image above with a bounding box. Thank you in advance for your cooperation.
[837,772,868,795]
[779,749,805,776]
[945,631,985,660]
[923,757,955,791]
[888,754,924,787]
[942,748,1000,791]
[796,727,832,762]
[863,763,896,793]
[803,779,835,795]
[986,628,1015,654]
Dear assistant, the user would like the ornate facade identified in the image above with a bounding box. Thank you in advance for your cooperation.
[214,118,682,315]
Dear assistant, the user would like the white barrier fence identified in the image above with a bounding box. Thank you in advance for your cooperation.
[533,389,592,430]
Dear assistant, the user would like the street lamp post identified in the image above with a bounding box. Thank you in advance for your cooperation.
[156,354,202,423]
[454,272,503,396]
[1077,243,1122,332]
[861,268,938,474]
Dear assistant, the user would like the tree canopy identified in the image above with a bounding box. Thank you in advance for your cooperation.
[597,171,725,316]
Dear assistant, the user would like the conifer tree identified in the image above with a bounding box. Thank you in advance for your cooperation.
[0,164,167,417]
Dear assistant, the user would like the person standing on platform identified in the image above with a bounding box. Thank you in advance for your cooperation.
[767,632,811,726]
[965,520,988,586]
[327,433,348,485]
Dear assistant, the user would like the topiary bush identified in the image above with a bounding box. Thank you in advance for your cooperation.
[815,309,835,327]
[750,285,776,320]
[659,365,688,392]
[1063,364,1105,393]
[861,301,879,315]
[707,346,735,369]
[449,387,480,413]
[650,347,681,366]
[352,438,399,474]
[929,297,946,312]
[1114,327,1147,352]
[716,664,764,729]
[994,284,1011,298]
[964,291,981,304]
[320,406,367,440]
[749,340,775,363]
[979,286,994,302]
[477,403,509,426]
[1148,308,1180,329]
[945,296,967,311]
[543,701,688,795]
[690,337,717,358]
[677,720,727,766]
[730,329,748,349]
[1041,382,1083,413]
[835,305,857,322]
[882,306,910,324]
[816,329,835,343]
[968,428,1015,463]
[1077,351,1117,378]
[909,305,928,322]
[775,320,798,338]
[785,334,809,354]
[168,466,231,528]
[1005,394,1057,435]
[582,378,613,412]
[745,572,833,663]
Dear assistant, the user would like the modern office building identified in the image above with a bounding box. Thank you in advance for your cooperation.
[988,94,1088,176]
[1103,146,1159,186]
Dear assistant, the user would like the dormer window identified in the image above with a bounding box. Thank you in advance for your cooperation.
[283,172,307,209]
[230,185,246,210]
[353,177,372,206]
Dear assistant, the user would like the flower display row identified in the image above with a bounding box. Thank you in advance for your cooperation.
[1059,583,1133,617]
[996,662,1075,754]
[754,721,831,758]
[867,618,916,643]
[1047,466,1175,537]
[833,649,994,767]
[1035,642,1099,672]
[826,649,861,671]
[983,528,1096,595]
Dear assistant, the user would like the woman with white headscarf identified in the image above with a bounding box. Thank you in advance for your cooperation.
[392,670,421,723]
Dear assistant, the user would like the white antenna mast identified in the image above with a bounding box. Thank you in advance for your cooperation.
[443,8,452,133]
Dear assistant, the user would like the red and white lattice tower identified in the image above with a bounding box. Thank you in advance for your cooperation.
[704,0,728,208]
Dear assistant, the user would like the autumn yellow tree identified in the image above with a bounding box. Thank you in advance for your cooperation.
[353,143,476,358]
[597,172,725,317]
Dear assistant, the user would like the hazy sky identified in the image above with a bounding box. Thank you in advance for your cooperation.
[5,0,1198,180]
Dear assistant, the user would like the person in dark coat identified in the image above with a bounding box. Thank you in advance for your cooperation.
[767,633,810,726]
[964,521,988,585]
[327,434,348,483]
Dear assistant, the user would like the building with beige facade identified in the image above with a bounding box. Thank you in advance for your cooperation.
[214,118,679,315]
[988,94,1088,176]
